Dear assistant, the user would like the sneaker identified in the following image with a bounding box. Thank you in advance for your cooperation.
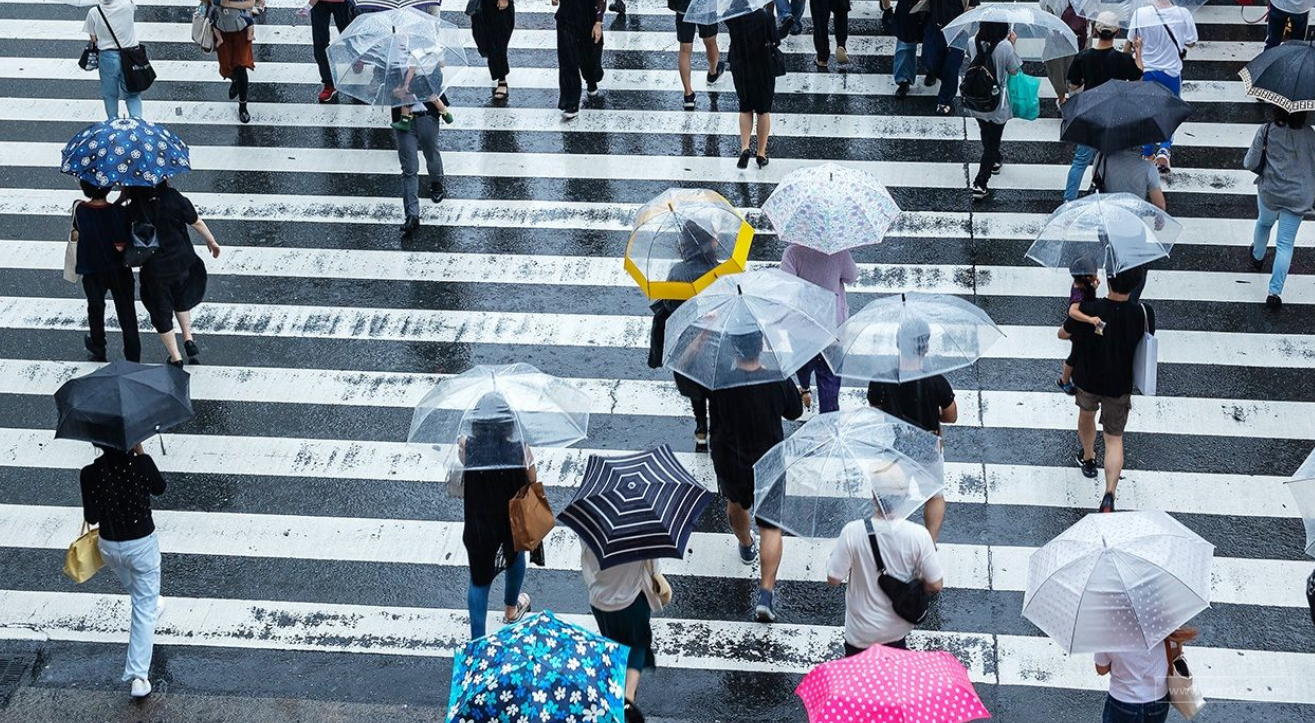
[430,181,445,203]
[816,56,829,68]
[130,678,152,698]
[754,589,777,623]
[391,115,413,132]
[835,46,848,64]
[923,74,938,87]
[84,335,108,363]
[788,21,802,35]
[706,60,726,84]
[1251,253,1265,272]
[971,184,990,201]
[738,537,757,565]
[1154,150,1171,174]
[1098,492,1115,513]
[562,107,579,120]
[586,82,600,97]
[1266,294,1282,309]
[609,0,625,13]
[991,161,1003,175]
[399,215,420,238]
[502,593,531,624]
[1075,452,1097,479]
[778,17,794,36]
[694,430,708,451]
[1056,379,1076,395]
[895,81,910,97]
[683,93,696,110]
[317,84,337,103]
[184,339,200,361]
[166,358,184,369]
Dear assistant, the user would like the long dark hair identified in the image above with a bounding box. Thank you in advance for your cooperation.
[119,179,169,207]
[975,21,1009,58]
[1274,107,1309,130]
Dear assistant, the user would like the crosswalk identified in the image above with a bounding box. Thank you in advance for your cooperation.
[0,0,1311,719]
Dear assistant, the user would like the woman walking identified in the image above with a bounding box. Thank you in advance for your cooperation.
[1094,628,1198,723]
[1246,107,1315,310]
[121,181,220,366]
[581,547,664,723]
[75,181,141,363]
[780,243,857,413]
[470,0,515,104]
[727,3,780,169]
[83,0,142,119]
[206,0,256,123]
[964,21,1020,201]
[80,443,167,698]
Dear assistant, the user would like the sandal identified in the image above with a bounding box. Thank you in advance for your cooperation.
[503,593,531,624]
[493,82,509,104]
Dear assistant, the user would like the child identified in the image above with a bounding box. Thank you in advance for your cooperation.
[390,48,456,132]
[208,0,255,44]
[1056,256,1103,394]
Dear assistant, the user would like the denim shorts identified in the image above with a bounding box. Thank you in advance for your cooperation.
[1102,695,1169,723]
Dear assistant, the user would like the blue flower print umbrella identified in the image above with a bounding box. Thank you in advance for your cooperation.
[448,610,629,723]
[60,117,191,188]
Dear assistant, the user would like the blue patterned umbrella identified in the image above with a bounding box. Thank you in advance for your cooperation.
[447,610,628,723]
[558,446,714,570]
[60,117,191,188]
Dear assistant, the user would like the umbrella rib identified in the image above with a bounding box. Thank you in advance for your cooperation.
[1107,552,1156,649]
[1110,547,1212,605]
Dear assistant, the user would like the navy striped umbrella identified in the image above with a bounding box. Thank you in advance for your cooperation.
[558,446,714,570]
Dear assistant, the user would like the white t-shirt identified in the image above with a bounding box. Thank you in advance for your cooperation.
[1271,0,1315,15]
[1095,646,1169,704]
[1129,5,1197,76]
[827,517,944,648]
[83,0,138,50]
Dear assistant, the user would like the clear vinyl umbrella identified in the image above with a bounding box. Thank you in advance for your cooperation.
[681,0,764,27]
[1286,448,1315,558]
[942,5,1081,61]
[824,293,1004,384]
[1064,0,1209,27]
[327,8,469,107]
[761,163,902,254]
[1026,193,1180,276]
[662,268,837,390]
[625,188,754,301]
[754,407,945,539]
[1023,511,1214,654]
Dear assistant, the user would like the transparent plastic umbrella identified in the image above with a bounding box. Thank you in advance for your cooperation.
[824,293,1004,384]
[1026,193,1180,276]
[1023,511,1214,654]
[942,5,1081,61]
[327,8,468,107]
[761,163,902,254]
[625,188,754,301]
[681,0,764,26]
[1286,448,1315,558]
[662,268,838,390]
[754,407,945,539]
[1064,0,1209,26]
[407,364,590,473]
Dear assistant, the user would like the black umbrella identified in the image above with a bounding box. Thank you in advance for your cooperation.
[1241,40,1315,113]
[1060,80,1194,154]
[54,361,194,451]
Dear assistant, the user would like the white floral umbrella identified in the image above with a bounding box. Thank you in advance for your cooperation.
[1285,447,1315,558]
[761,163,902,254]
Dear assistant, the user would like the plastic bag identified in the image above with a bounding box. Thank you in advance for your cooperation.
[1008,73,1041,121]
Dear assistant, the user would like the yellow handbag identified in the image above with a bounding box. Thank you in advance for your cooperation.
[63,522,104,584]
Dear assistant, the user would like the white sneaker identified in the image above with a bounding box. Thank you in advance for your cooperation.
[130,678,152,698]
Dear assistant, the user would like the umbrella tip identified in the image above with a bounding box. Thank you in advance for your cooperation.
[737,284,743,295]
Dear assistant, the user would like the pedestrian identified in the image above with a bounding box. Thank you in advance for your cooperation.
[459,396,535,639]
[1056,256,1101,395]
[1064,12,1144,202]
[727,4,780,169]
[1307,568,1315,628]
[672,0,725,110]
[810,0,850,68]
[206,0,257,124]
[297,0,354,103]
[392,95,448,239]
[79,442,166,698]
[777,0,806,36]
[866,317,956,542]
[707,330,803,623]
[469,0,516,105]
[964,21,1021,202]
[74,181,141,364]
[580,547,663,723]
[1093,147,1167,210]
[921,0,974,115]
[1095,627,1198,723]
[120,182,221,367]
[826,461,944,655]
[891,0,928,97]
[83,0,142,119]
[1265,0,1312,49]
[1245,107,1314,310]
[1058,265,1153,512]
[779,243,858,413]
[1044,0,1088,103]
[553,0,606,120]
[1128,0,1196,173]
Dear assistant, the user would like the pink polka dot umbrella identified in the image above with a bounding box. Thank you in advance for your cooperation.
[795,645,991,723]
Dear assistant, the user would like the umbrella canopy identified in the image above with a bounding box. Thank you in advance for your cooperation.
[754,407,945,538]
[327,8,468,106]
[60,117,191,189]
[761,163,902,254]
[662,268,838,390]
[356,0,443,9]
[797,644,991,723]
[824,293,1004,385]
[54,361,194,451]
[1241,40,1315,113]
[1023,511,1214,654]
[942,5,1080,61]
[558,446,715,569]
[1026,192,1180,276]
[448,610,628,723]
[680,0,762,26]
[1060,80,1193,154]
[1064,0,1209,27]
[1285,447,1315,558]
[408,364,590,473]
[625,188,754,301]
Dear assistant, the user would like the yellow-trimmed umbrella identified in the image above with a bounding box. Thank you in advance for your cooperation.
[625,188,754,301]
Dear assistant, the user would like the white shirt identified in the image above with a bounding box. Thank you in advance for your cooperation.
[1271,0,1315,15]
[827,517,944,648]
[1095,646,1170,704]
[1128,4,1197,76]
[83,0,138,49]
[580,547,663,613]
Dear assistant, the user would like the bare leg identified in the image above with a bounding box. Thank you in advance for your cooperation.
[922,494,945,543]
[158,331,182,362]
[727,500,753,546]
[756,112,772,157]
[1102,432,1123,495]
[1078,409,1098,461]
[703,35,720,67]
[176,310,194,342]
[738,112,752,153]
[678,43,694,95]
[624,669,641,702]
[758,526,783,590]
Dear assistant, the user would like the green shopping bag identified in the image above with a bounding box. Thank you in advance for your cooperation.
[1008,73,1041,121]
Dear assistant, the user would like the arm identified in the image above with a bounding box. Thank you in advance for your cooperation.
[296,0,317,17]
[591,0,605,41]
[134,454,167,496]
[1068,301,1101,326]
[825,536,850,588]
[79,467,100,525]
[839,252,859,285]
[923,577,944,593]
[1147,187,1166,211]
[1132,36,1145,70]
[1095,663,1112,676]
[939,400,958,425]
[190,218,221,258]
[1058,325,1073,340]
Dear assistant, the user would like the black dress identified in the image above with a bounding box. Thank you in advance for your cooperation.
[471,0,515,82]
[727,8,779,115]
[461,438,533,587]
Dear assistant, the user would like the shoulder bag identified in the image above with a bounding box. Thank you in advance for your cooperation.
[864,518,931,624]
[770,45,787,77]
[1165,639,1205,718]
[1132,303,1158,396]
[64,202,82,284]
[97,6,156,93]
[122,214,160,268]
[63,522,104,583]
[509,479,555,552]
[192,3,216,52]
[649,559,673,608]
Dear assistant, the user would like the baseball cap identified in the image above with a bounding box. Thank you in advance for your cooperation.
[1094,11,1121,31]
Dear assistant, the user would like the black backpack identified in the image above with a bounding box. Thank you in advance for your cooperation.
[959,43,1002,113]
[865,519,932,624]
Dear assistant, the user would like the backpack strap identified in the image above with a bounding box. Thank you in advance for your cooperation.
[864,518,888,575]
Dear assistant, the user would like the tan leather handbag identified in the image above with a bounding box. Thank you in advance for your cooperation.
[63,522,104,584]
[509,481,555,552]
[1165,639,1205,719]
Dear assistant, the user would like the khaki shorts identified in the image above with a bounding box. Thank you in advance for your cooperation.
[1074,389,1132,435]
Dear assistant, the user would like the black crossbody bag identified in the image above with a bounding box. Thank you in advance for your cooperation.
[864,518,931,625]
[97,6,156,93]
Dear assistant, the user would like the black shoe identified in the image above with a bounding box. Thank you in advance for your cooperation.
[778,17,794,36]
[923,74,938,87]
[788,21,802,35]
[84,335,108,363]
[991,162,1002,175]
[586,82,600,97]
[166,358,185,369]
[1076,452,1098,479]
[399,215,421,238]
[1266,294,1282,309]
[624,700,646,723]
[707,60,726,84]
[238,103,250,124]
[608,0,625,13]
[183,339,200,361]
[736,149,751,169]
[971,183,990,201]
[895,81,910,97]
[562,107,580,120]
[756,155,769,168]
[683,93,696,110]
[1251,253,1265,272]
[1098,492,1115,513]
[430,182,445,203]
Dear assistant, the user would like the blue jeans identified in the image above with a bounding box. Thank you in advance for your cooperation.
[98,533,161,681]
[1065,144,1096,202]
[1267,6,1309,49]
[775,0,806,23]
[921,24,964,105]
[1140,71,1181,157]
[1253,195,1304,296]
[796,354,840,413]
[1102,695,1169,723]
[894,41,919,85]
[467,551,527,639]
[97,49,143,119]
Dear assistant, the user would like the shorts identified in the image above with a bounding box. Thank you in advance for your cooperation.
[1075,389,1132,436]
[675,12,718,44]
[712,457,780,530]
[140,258,208,334]
[591,595,656,672]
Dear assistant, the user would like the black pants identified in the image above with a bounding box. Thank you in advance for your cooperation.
[975,118,1005,188]
[810,0,847,61]
[82,267,141,362]
[1266,7,1309,49]
[231,66,250,102]
[473,2,515,82]
[844,637,907,657]
[556,21,604,110]
[312,1,354,87]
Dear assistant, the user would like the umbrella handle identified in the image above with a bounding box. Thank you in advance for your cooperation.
[156,425,166,456]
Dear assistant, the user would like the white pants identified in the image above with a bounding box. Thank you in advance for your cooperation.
[99,532,161,681]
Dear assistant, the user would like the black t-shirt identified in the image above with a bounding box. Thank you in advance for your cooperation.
[1066,47,1142,91]
[74,202,130,275]
[708,373,803,474]
[867,375,955,433]
[137,187,201,280]
[1063,299,1155,398]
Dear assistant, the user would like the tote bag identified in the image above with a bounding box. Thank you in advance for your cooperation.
[1132,304,1158,396]
[63,523,104,584]
[1007,73,1040,121]
[192,5,216,52]
[509,480,555,552]
[64,202,81,284]
[1166,640,1206,718]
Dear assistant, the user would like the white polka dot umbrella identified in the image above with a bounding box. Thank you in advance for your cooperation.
[1284,447,1315,558]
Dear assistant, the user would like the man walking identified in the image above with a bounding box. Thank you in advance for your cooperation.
[393,97,446,239]
[1058,266,1155,512]
[1128,0,1196,173]
[1266,0,1312,49]
[553,0,606,119]
[889,0,928,97]
[671,0,724,110]
[298,0,354,103]
[1064,11,1143,201]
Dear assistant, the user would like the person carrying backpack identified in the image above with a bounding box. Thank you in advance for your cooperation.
[960,21,1021,201]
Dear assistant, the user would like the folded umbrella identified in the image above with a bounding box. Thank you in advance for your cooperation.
[761,163,902,254]
[1241,40,1315,113]
[1026,192,1180,276]
[942,5,1080,61]
[54,361,194,451]
[625,188,754,301]
[328,8,469,106]
[1285,448,1315,558]
[797,644,991,723]
[60,117,191,189]
[1060,80,1193,154]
